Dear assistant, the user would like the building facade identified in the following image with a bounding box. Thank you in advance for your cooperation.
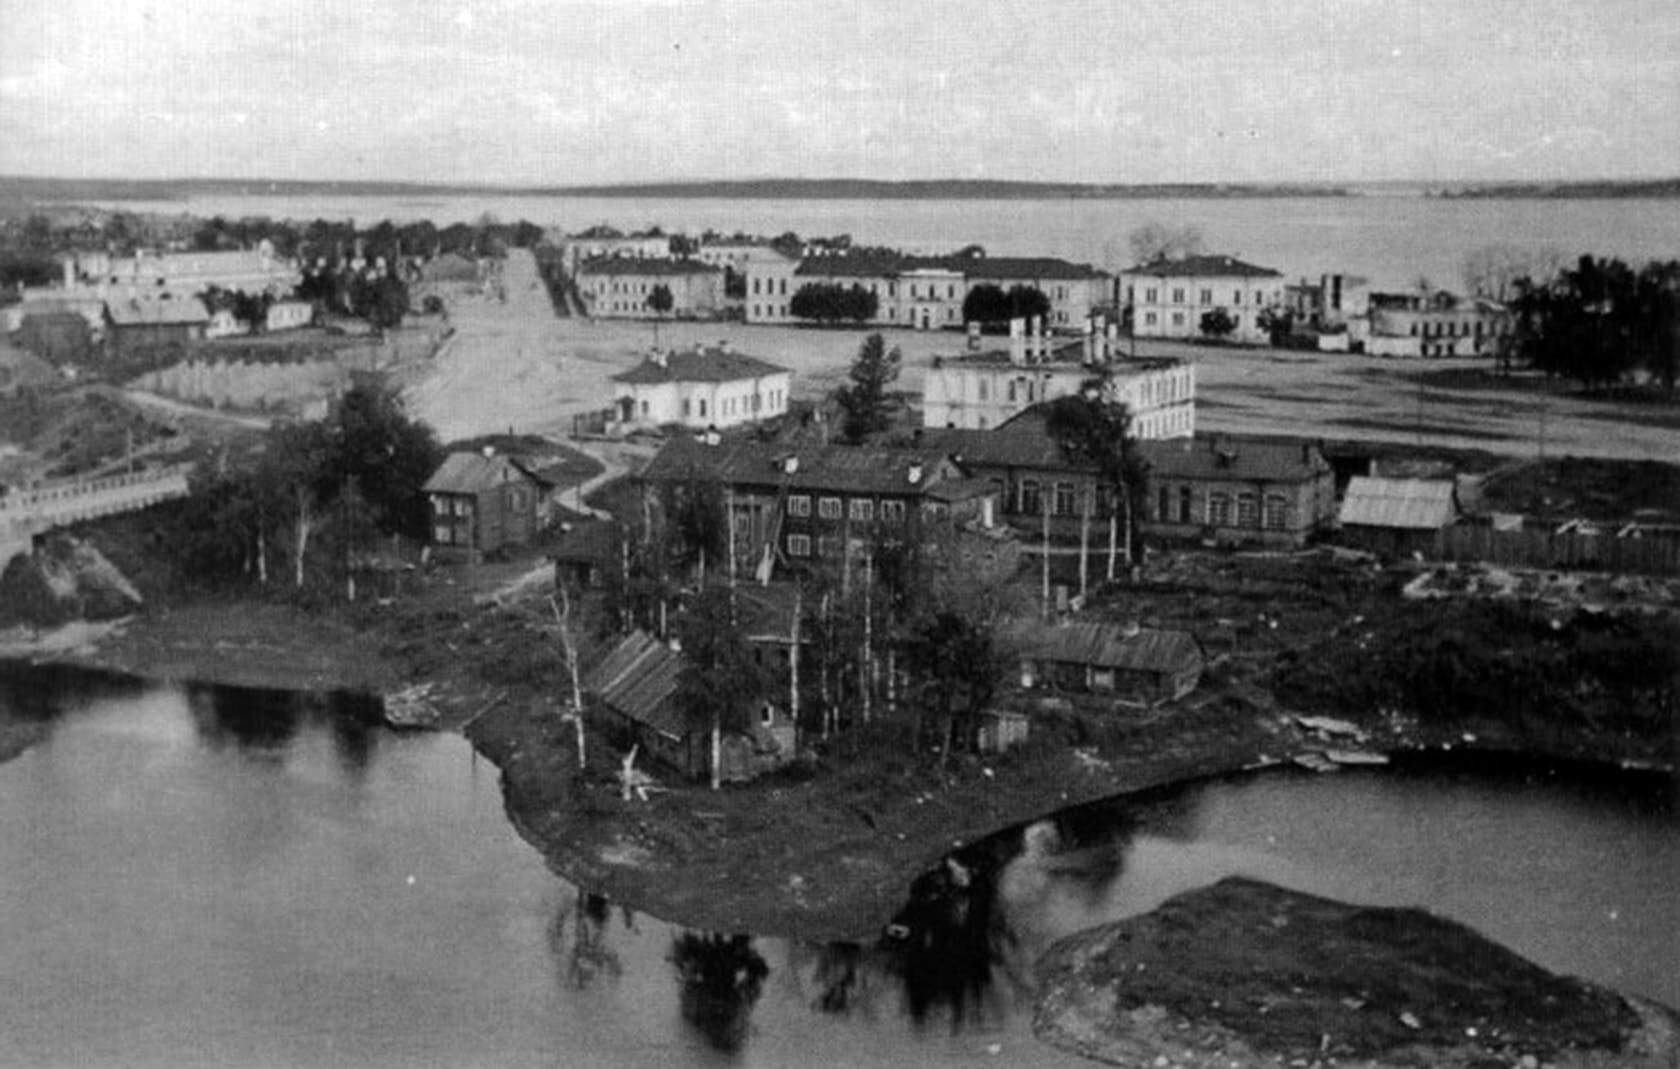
[576,258,726,319]
[1359,290,1511,358]
[65,242,300,299]
[423,451,547,563]
[921,334,1195,437]
[610,345,791,431]
[1119,254,1286,345]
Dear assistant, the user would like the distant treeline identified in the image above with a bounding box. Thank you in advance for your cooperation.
[1432,177,1680,199]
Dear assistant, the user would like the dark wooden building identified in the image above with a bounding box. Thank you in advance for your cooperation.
[423,450,548,563]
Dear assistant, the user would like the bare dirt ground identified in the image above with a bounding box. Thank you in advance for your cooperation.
[398,253,1678,461]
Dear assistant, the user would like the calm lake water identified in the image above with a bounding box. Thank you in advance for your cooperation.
[1,666,1675,1068]
[93,193,1680,291]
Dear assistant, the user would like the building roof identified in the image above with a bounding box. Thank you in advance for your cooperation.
[1003,619,1203,675]
[639,434,965,497]
[1338,477,1459,530]
[1124,254,1282,279]
[422,451,545,495]
[1139,434,1331,483]
[795,251,1105,282]
[104,297,210,327]
[584,630,686,737]
[578,256,721,277]
[612,346,788,385]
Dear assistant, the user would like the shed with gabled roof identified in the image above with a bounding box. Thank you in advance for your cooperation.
[1003,618,1204,702]
[1338,476,1460,556]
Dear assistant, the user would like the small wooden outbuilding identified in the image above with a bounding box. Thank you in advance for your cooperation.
[1006,619,1204,703]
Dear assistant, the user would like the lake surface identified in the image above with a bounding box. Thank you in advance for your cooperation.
[2,666,1674,1068]
[92,193,1680,291]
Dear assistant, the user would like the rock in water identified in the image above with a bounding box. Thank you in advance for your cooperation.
[1033,876,1677,1068]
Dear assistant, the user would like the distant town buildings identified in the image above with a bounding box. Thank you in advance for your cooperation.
[609,345,791,431]
[60,242,300,300]
[743,251,1110,331]
[576,257,726,319]
[554,227,673,275]
[1119,254,1286,345]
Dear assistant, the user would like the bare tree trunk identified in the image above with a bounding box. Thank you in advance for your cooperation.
[1041,490,1051,620]
[789,589,801,749]
[710,715,721,792]
[550,591,587,771]
[292,492,313,589]
[861,555,872,725]
[1079,486,1091,601]
[1107,510,1118,582]
[256,525,268,585]
[819,592,832,740]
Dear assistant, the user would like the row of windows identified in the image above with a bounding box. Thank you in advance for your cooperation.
[1407,318,1500,337]
[1135,286,1269,307]
[430,495,474,518]
[1153,486,1290,529]
[751,277,790,296]
[787,495,907,522]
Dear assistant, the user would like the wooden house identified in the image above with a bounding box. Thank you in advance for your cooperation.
[1005,619,1204,703]
[585,630,796,783]
[423,450,548,563]
[1338,476,1460,557]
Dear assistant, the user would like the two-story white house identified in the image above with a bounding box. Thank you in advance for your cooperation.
[922,329,1195,437]
[610,345,792,431]
[577,257,726,319]
[1120,254,1286,345]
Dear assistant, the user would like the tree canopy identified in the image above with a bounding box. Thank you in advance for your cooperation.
[1199,307,1237,340]
[789,282,878,324]
[1043,384,1147,569]
[1510,256,1680,392]
[1128,222,1205,265]
[834,333,902,442]
[961,283,1051,328]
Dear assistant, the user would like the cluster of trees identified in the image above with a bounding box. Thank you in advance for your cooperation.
[789,282,878,323]
[960,283,1051,328]
[1507,256,1680,392]
[197,214,545,265]
[296,264,412,329]
[161,380,442,598]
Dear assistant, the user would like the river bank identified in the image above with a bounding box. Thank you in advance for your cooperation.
[3,548,1674,943]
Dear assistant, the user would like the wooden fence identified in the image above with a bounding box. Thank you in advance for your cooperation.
[1430,524,1680,576]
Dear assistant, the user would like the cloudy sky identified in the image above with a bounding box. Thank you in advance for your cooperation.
[3,0,1676,186]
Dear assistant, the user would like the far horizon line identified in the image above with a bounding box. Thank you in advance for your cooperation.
[6,173,1679,197]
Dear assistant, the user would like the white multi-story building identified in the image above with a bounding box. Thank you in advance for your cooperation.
[744,251,1111,332]
[555,228,673,275]
[577,258,726,320]
[922,326,1195,437]
[1359,290,1511,358]
[610,345,791,431]
[62,241,300,300]
[1119,254,1285,345]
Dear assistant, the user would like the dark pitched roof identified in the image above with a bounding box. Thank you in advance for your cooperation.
[1124,254,1282,279]
[953,256,1107,281]
[1003,619,1203,674]
[639,435,964,497]
[611,346,788,385]
[584,630,685,737]
[578,256,721,277]
[794,250,908,278]
[422,451,545,495]
[1139,435,1331,483]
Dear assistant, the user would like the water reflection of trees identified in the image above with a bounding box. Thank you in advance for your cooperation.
[547,892,625,990]
[669,931,770,1053]
[183,684,378,775]
[880,856,1006,1030]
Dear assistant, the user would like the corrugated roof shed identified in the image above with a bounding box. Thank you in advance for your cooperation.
[612,347,787,385]
[1004,619,1203,673]
[584,630,685,737]
[1338,476,1459,529]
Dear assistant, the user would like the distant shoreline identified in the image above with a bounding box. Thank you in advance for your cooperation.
[4,174,1678,204]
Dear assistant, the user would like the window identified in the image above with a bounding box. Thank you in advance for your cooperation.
[849,499,874,522]
[1254,290,1264,305]
[1019,479,1042,515]
[434,525,453,545]
[1171,312,1184,326]
[1145,312,1158,325]
[817,535,841,557]
[1236,493,1258,527]
[1200,289,1212,305]
[1144,287,1157,303]
[1178,486,1193,524]
[1264,494,1288,530]
[640,400,649,416]
[1006,380,1017,403]
[779,278,786,295]
[1208,492,1232,526]
[977,379,988,401]
[881,500,905,522]
[698,400,707,418]
[1172,288,1185,304]
[818,497,841,520]
[788,494,811,517]
[787,533,811,557]
[752,278,761,295]
[682,399,691,418]
[1053,481,1077,516]
[1233,289,1243,305]
[1157,486,1170,521]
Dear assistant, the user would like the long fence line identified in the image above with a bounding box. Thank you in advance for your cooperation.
[0,464,195,518]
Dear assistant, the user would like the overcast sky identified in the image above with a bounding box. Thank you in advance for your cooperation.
[3,0,1676,186]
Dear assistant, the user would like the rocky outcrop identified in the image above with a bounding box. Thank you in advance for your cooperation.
[0,535,143,628]
[1034,877,1677,1068]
